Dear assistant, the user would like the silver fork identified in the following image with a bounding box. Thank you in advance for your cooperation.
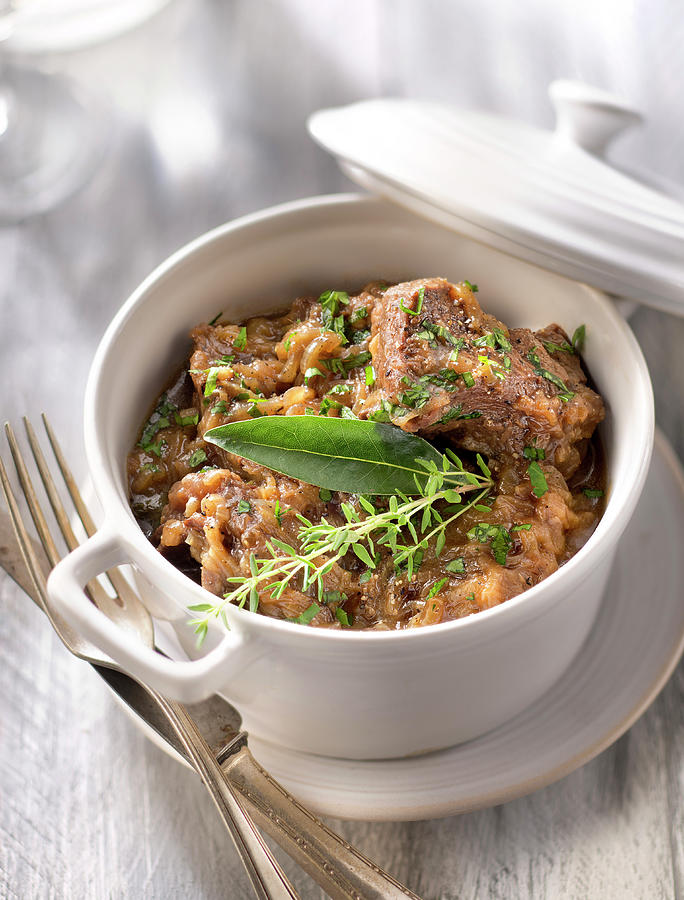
[0,416,299,900]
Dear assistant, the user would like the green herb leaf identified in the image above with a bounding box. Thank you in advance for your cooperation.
[233,326,247,351]
[572,324,586,352]
[335,607,352,627]
[445,557,465,574]
[205,416,458,495]
[188,448,207,467]
[399,287,425,317]
[237,499,252,514]
[467,523,513,565]
[542,339,573,355]
[527,461,548,498]
[427,577,448,600]
[304,367,325,385]
[415,320,461,346]
[289,602,320,625]
[523,445,546,461]
[583,488,604,498]
[319,487,332,502]
[464,280,478,292]
[527,348,575,402]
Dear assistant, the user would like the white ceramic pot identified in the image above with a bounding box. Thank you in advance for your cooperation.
[47,194,654,760]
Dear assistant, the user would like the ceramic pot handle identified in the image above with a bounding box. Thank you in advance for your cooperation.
[47,528,252,703]
[549,79,643,157]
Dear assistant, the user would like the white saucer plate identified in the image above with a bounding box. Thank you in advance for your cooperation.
[130,429,684,822]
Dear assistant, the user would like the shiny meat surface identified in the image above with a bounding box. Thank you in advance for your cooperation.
[370,278,604,477]
[128,278,605,630]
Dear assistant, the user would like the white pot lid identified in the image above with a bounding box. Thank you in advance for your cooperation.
[308,81,684,317]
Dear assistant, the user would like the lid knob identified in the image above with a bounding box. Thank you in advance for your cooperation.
[549,79,643,157]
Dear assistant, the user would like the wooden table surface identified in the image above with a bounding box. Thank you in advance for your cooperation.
[2,2,684,897]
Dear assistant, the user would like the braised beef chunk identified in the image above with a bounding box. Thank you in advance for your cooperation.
[370,277,604,476]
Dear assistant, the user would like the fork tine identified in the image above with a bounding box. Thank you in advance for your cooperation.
[24,417,80,553]
[0,453,50,608]
[40,414,137,605]
[41,413,97,537]
[5,423,61,568]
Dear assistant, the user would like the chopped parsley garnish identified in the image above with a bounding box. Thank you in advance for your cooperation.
[527,348,575,402]
[140,462,160,473]
[139,394,177,452]
[572,324,586,352]
[304,366,325,386]
[466,593,475,602]
[319,289,349,310]
[319,488,332,502]
[343,350,372,372]
[289,602,320,625]
[399,287,425,317]
[367,401,393,423]
[527,461,548,498]
[359,569,373,584]
[351,328,371,345]
[248,402,264,418]
[319,289,349,342]
[274,499,283,526]
[327,384,351,396]
[445,557,465,574]
[467,523,513,566]
[188,448,207,467]
[323,350,371,375]
[448,340,466,363]
[437,405,482,425]
[461,372,475,388]
[365,365,375,387]
[204,367,222,397]
[511,523,532,532]
[542,338,574,355]
[420,369,461,390]
[322,589,347,605]
[583,488,604,498]
[464,280,478,292]
[283,331,297,351]
[146,439,166,457]
[415,319,461,346]
[523,445,546,461]
[236,500,252,514]
[233,326,247,351]
[400,381,431,409]
[335,608,353,627]
[350,306,368,323]
[175,412,199,427]
[319,396,343,416]
[427,577,448,600]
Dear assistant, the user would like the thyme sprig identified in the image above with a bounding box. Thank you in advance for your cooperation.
[188,451,493,641]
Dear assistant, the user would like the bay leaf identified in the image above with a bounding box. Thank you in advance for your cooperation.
[204,415,444,495]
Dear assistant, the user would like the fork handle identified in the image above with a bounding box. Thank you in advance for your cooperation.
[150,694,299,900]
[223,744,422,900]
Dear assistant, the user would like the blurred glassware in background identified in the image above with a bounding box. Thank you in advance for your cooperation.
[0,0,172,222]
[4,0,173,53]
